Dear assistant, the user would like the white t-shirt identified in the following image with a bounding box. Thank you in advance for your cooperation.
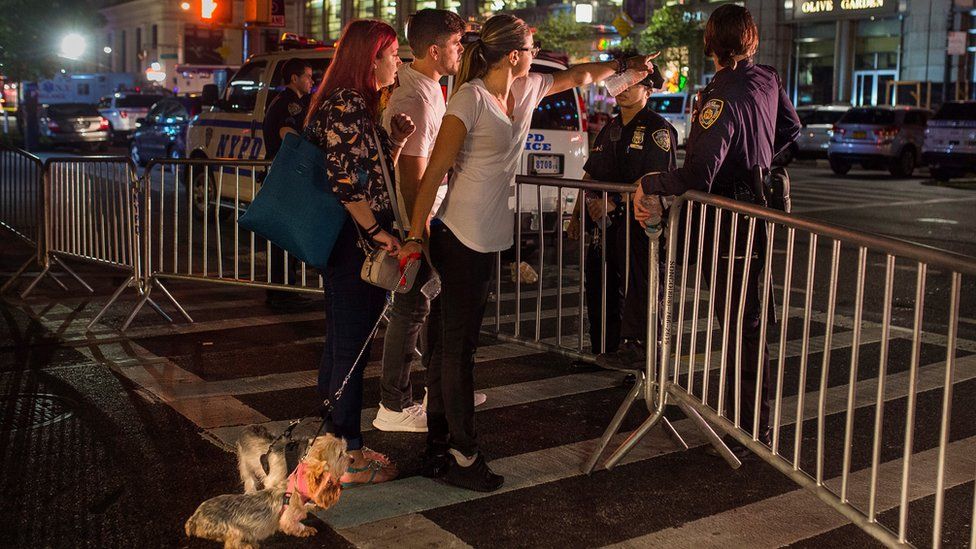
[382,64,447,231]
[437,72,554,253]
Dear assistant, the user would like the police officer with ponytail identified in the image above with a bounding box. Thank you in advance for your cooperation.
[634,4,800,457]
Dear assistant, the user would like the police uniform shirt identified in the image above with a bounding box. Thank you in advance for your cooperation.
[263,88,309,159]
[639,61,800,197]
[584,105,678,217]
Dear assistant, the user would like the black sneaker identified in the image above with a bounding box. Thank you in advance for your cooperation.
[419,445,450,478]
[442,453,504,492]
[595,340,646,370]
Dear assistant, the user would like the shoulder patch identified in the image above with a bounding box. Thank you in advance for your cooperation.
[288,102,303,116]
[652,128,671,152]
[699,99,724,130]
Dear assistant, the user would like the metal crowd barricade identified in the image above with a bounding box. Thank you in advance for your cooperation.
[137,158,324,330]
[0,145,45,294]
[489,175,635,358]
[36,157,179,331]
[591,189,976,548]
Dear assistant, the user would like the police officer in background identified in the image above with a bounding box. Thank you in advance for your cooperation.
[567,63,675,363]
[263,58,315,311]
[634,4,801,456]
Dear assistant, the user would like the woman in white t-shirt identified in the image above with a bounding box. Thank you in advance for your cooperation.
[399,13,657,492]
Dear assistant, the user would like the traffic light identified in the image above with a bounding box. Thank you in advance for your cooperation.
[191,0,232,24]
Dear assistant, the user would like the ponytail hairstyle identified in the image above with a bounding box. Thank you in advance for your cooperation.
[305,19,397,127]
[453,14,530,94]
[703,4,759,71]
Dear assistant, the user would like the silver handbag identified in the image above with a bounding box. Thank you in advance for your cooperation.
[359,125,417,293]
[360,245,419,293]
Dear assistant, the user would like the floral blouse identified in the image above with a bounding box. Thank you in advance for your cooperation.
[304,88,396,220]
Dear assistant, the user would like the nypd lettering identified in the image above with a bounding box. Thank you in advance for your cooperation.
[524,133,552,151]
[216,133,264,159]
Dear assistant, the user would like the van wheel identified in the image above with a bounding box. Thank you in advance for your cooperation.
[829,157,851,175]
[890,147,916,178]
[190,168,232,221]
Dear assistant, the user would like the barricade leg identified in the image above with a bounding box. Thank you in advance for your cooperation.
[1,255,37,294]
[151,278,193,323]
[20,264,52,298]
[583,373,645,474]
[86,275,135,330]
[51,256,93,293]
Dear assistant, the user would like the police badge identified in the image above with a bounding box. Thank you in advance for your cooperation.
[699,99,724,130]
[652,128,671,152]
[288,102,303,116]
[630,126,645,150]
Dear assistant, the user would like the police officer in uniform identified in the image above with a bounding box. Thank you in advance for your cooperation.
[263,58,315,311]
[568,64,674,361]
[634,4,800,456]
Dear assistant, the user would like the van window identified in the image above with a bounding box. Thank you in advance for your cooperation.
[646,96,685,115]
[225,61,268,113]
[265,58,330,108]
[529,64,580,131]
[933,102,976,121]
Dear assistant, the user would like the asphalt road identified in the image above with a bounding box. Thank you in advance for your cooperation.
[1,150,974,548]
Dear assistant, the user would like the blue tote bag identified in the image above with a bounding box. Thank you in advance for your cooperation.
[237,132,346,270]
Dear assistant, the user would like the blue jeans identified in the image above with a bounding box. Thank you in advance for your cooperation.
[319,218,388,451]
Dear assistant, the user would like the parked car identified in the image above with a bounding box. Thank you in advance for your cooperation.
[37,103,110,150]
[922,100,976,182]
[827,106,931,177]
[793,105,849,160]
[129,96,201,166]
[98,92,167,141]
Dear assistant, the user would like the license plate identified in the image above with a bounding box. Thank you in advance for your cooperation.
[853,131,867,139]
[530,154,562,175]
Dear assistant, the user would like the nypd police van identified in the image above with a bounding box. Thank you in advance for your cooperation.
[185,38,587,227]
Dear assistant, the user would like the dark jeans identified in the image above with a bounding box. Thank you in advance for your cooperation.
[424,222,493,457]
[700,209,772,435]
[319,218,388,451]
[380,259,431,411]
[266,243,302,301]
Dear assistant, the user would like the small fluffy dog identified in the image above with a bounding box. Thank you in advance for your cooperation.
[185,428,348,548]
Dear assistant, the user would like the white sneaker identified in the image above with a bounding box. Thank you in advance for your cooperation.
[421,388,488,408]
[372,403,428,433]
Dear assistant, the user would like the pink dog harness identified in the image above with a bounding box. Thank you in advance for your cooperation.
[281,463,333,515]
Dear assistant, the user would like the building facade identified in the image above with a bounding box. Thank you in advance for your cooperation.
[99,0,303,88]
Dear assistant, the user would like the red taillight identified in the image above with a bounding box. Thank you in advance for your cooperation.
[46,120,60,133]
[576,91,588,133]
[832,125,846,136]
[120,111,128,118]
[873,126,898,142]
[99,117,110,131]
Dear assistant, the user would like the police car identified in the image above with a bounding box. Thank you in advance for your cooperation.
[922,100,976,182]
[646,92,690,146]
[186,36,588,224]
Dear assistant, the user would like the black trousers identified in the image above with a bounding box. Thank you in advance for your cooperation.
[699,209,773,436]
[424,222,494,457]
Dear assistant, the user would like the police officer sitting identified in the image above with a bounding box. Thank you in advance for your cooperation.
[263,58,316,311]
[634,4,800,456]
[567,63,675,365]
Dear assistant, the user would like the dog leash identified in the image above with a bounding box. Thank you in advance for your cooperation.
[261,298,393,475]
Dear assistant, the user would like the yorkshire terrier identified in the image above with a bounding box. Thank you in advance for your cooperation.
[184,429,349,548]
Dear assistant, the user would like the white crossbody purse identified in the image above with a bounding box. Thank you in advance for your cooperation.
[359,126,419,293]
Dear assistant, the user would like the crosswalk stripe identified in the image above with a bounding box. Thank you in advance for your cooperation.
[794,196,976,214]
[314,353,976,531]
[603,436,976,549]
[339,514,472,548]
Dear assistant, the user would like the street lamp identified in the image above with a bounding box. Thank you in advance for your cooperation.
[180,1,191,9]
[103,46,113,54]
[59,33,87,60]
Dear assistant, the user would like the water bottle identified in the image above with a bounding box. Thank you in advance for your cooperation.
[641,195,662,237]
[604,69,647,97]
